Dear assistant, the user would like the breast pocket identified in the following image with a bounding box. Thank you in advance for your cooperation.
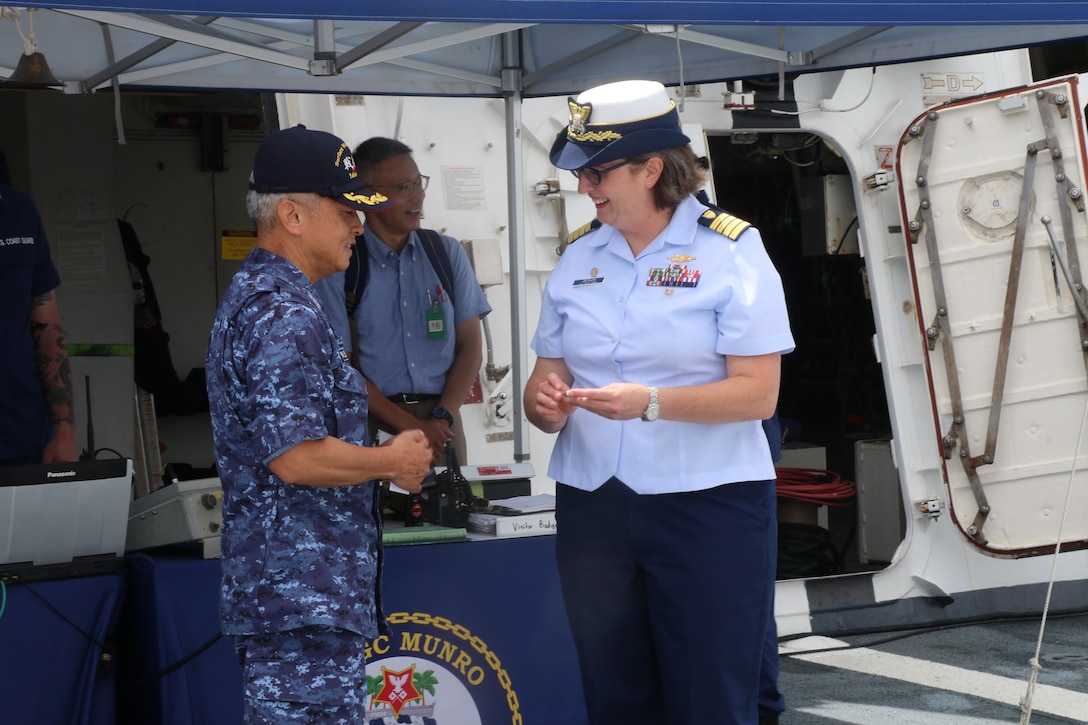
[324,359,370,445]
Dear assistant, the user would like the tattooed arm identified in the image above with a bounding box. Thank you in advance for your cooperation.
[30,290,77,463]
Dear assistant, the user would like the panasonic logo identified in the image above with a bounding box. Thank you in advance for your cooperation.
[47,470,77,478]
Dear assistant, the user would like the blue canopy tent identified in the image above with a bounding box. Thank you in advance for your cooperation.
[5,2,1088,96]
[6,1,1088,460]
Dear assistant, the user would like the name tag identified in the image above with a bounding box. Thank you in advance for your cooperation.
[426,307,446,339]
[573,277,604,287]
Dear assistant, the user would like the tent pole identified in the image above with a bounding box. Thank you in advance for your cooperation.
[501,31,530,463]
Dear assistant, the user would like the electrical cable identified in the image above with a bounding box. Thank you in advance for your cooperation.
[24,582,103,648]
[778,608,1088,658]
[16,574,225,684]
[777,522,841,578]
[830,216,859,257]
[118,631,224,691]
[775,468,857,578]
[15,581,119,679]
[775,467,855,506]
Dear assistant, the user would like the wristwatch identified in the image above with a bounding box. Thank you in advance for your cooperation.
[431,405,454,425]
[640,386,659,422]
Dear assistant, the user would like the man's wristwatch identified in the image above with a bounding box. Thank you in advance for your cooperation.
[431,405,454,425]
[640,386,659,422]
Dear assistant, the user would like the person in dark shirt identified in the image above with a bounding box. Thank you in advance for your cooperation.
[0,183,76,466]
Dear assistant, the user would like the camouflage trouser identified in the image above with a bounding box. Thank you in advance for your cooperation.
[233,626,368,724]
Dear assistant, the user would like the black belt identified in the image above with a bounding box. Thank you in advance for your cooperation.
[388,393,440,404]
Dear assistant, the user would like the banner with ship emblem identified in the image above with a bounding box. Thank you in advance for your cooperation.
[364,611,522,724]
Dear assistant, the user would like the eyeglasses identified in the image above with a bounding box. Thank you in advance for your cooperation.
[369,175,430,195]
[571,159,634,185]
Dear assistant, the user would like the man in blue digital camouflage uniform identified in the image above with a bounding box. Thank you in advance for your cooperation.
[205,125,433,724]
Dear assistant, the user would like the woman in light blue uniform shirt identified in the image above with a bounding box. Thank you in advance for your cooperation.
[525,79,795,725]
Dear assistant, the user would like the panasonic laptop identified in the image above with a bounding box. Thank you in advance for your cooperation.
[0,458,132,582]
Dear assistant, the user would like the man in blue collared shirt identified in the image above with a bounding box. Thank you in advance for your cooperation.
[314,138,491,464]
[205,126,432,724]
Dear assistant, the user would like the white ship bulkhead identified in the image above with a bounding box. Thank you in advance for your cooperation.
[282,48,1088,637]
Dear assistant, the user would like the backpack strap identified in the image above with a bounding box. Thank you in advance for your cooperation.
[344,236,367,316]
[343,229,456,317]
[416,228,457,307]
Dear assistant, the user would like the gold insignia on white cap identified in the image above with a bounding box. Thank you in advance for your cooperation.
[567,99,622,143]
[569,99,591,135]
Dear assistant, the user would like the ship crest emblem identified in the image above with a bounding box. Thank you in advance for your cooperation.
[372,664,423,718]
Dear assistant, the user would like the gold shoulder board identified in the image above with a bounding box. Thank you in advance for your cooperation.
[698,209,750,241]
[567,219,602,245]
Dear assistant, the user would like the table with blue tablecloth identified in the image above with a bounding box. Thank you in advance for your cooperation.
[0,571,126,725]
[117,535,588,724]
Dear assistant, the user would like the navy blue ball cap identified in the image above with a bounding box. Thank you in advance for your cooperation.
[249,125,393,212]
[550,80,691,171]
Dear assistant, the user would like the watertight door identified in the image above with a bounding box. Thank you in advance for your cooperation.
[898,77,1088,554]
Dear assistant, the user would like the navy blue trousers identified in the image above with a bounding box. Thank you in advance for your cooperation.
[556,477,778,725]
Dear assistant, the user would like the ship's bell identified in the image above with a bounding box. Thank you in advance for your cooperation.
[3,51,62,88]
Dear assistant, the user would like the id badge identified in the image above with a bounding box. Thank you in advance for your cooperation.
[426,306,446,340]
